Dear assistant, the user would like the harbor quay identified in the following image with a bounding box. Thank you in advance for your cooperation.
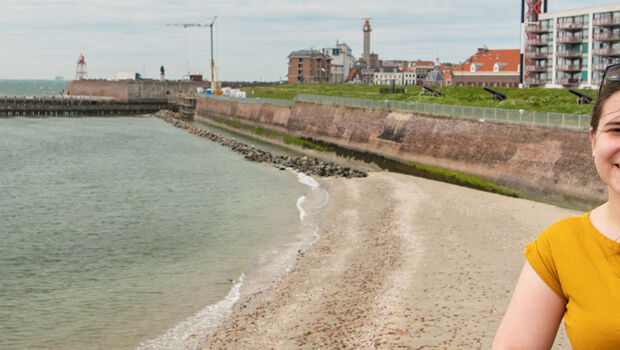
[0,95,173,117]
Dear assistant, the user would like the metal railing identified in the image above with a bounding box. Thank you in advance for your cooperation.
[201,93,294,107]
[294,94,590,129]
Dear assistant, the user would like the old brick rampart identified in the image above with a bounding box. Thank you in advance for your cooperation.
[67,80,204,102]
[195,97,605,208]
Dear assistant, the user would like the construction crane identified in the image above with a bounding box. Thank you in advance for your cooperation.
[167,16,221,95]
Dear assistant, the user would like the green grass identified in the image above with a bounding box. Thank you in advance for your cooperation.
[241,84,595,115]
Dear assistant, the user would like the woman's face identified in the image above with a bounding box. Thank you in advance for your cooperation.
[591,90,620,197]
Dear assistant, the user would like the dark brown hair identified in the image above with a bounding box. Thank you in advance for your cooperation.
[592,80,620,132]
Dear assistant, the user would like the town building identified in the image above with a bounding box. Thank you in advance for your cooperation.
[451,48,521,87]
[404,60,435,85]
[422,62,447,86]
[322,41,356,84]
[373,66,403,85]
[287,50,331,84]
[522,3,620,88]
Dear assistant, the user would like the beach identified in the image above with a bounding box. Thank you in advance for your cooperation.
[197,171,579,349]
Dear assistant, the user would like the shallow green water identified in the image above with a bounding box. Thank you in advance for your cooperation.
[0,117,313,349]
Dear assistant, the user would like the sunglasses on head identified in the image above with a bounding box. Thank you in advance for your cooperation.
[600,63,620,93]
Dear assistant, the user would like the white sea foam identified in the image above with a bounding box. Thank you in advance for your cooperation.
[296,171,319,189]
[136,274,245,350]
[296,196,307,221]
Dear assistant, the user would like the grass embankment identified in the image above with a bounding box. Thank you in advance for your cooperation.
[241,84,595,115]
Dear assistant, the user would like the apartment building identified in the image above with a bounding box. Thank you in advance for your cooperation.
[523,3,620,88]
[287,50,331,84]
[322,42,356,84]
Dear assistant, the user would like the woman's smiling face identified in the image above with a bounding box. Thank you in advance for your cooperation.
[591,90,620,196]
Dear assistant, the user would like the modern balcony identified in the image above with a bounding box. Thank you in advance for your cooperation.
[556,77,582,85]
[593,17,620,26]
[557,50,584,58]
[556,64,583,72]
[526,38,551,46]
[557,21,587,30]
[525,51,550,59]
[592,47,620,56]
[556,35,586,43]
[525,77,549,85]
[525,65,549,72]
[526,24,552,33]
[593,32,620,41]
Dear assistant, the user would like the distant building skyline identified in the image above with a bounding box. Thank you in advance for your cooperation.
[2,0,616,81]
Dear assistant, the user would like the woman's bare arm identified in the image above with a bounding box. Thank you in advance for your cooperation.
[492,261,566,350]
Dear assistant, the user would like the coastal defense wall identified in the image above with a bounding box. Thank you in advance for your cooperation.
[67,80,129,101]
[67,80,204,102]
[195,98,605,207]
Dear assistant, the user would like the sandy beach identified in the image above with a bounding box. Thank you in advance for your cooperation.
[198,171,580,349]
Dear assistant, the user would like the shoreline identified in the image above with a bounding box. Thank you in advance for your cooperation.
[137,168,329,350]
[196,172,578,349]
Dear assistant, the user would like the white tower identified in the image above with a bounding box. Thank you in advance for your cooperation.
[362,18,372,66]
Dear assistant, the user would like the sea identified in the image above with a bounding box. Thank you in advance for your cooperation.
[0,80,328,349]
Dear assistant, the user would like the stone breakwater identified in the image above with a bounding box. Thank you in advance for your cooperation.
[154,110,367,178]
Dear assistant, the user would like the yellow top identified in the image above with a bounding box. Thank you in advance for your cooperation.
[525,213,620,349]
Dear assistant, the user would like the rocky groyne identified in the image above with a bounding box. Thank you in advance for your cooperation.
[154,110,367,178]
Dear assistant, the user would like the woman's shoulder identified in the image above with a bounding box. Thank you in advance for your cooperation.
[536,212,593,246]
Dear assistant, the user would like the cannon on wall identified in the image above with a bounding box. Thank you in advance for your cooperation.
[423,86,442,97]
[568,88,593,105]
[483,87,506,101]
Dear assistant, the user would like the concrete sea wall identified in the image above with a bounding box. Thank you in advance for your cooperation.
[67,80,204,102]
[195,97,605,208]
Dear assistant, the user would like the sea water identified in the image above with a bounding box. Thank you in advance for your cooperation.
[0,79,66,96]
[0,116,327,349]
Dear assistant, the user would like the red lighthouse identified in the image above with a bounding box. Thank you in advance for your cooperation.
[75,53,88,80]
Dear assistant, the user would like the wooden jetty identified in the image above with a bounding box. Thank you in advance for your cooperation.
[0,95,175,117]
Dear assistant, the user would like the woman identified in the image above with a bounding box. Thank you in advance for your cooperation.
[492,65,620,349]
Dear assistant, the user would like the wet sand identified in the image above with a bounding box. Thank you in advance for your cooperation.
[198,172,579,349]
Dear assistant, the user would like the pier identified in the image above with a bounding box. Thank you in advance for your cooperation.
[0,95,174,117]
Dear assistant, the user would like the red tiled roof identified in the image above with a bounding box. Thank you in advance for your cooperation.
[346,68,357,82]
[443,72,452,80]
[409,60,434,67]
[440,64,455,71]
[455,49,520,73]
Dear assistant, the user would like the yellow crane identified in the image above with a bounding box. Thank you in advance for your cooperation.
[167,16,222,95]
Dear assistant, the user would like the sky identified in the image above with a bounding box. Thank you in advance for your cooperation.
[1,0,617,81]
